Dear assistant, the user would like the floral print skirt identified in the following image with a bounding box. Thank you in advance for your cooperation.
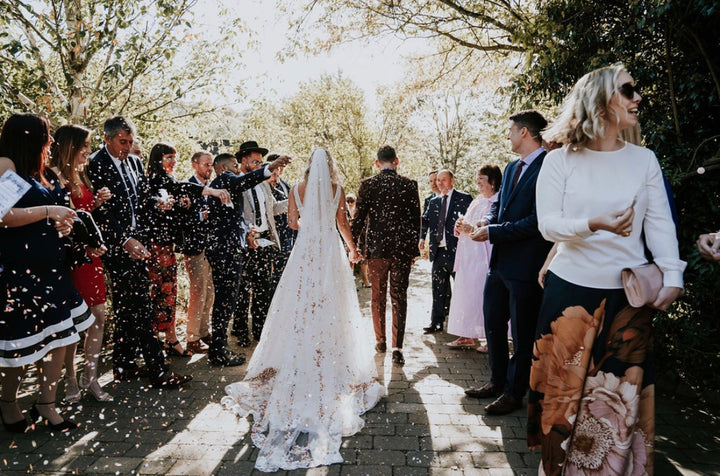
[148,242,178,333]
[528,271,654,476]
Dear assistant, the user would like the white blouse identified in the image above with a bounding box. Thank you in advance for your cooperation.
[536,142,686,289]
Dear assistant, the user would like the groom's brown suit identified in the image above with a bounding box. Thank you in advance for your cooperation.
[351,168,421,349]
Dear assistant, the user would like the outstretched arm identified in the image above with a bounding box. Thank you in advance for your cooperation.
[288,184,301,230]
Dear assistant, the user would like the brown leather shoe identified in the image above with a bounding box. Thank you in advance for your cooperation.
[465,382,503,399]
[149,371,192,389]
[375,343,387,353]
[484,394,522,415]
[391,350,405,365]
[200,334,212,347]
[186,339,209,354]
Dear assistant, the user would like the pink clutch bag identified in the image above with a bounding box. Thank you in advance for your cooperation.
[621,263,663,308]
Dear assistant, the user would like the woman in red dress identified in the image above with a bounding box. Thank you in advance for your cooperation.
[50,125,114,402]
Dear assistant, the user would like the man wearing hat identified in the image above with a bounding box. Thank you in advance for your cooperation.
[232,142,288,346]
[204,145,290,366]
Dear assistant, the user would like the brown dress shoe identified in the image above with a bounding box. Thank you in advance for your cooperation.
[200,334,212,347]
[484,394,522,415]
[391,350,405,365]
[186,339,209,354]
[464,382,503,399]
[375,343,387,353]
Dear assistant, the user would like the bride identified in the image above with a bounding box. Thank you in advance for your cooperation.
[222,147,385,472]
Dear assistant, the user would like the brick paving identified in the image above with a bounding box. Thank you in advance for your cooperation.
[1,260,717,475]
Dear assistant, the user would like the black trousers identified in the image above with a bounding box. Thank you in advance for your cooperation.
[234,246,275,340]
[483,268,544,399]
[430,248,455,327]
[205,247,243,353]
[104,254,166,377]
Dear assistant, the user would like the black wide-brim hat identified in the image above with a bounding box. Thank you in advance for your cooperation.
[236,140,268,157]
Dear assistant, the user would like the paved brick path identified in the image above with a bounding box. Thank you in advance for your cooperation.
[1,260,717,475]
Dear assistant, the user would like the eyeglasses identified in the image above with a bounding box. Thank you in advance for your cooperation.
[617,82,640,100]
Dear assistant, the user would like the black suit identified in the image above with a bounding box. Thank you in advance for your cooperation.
[422,189,472,329]
[482,151,553,400]
[176,175,211,256]
[87,147,166,376]
[204,168,268,354]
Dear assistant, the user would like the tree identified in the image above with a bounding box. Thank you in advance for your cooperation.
[0,0,244,129]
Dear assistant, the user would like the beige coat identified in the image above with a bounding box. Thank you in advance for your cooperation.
[242,181,289,249]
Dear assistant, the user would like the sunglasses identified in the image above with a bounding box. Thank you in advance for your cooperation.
[617,82,640,100]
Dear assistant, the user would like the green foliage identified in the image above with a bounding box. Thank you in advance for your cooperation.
[512,0,720,397]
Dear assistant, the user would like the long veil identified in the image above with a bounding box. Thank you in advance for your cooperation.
[222,147,385,472]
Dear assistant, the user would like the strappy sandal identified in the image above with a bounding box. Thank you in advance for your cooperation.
[79,372,114,402]
[63,376,82,404]
[165,340,193,357]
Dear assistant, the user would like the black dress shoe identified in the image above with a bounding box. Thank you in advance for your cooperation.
[423,325,443,334]
[391,350,405,365]
[485,394,523,415]
[113,365,148,382]
[236,336,252,348]
[149,371,192,389]
[375,343,387,353]
[465,382,503,399]
[208,349,246,367]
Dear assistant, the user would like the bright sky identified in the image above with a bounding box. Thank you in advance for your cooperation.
[195,0,429,110]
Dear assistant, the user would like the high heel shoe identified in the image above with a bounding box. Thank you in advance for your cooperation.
[29,403,79,432]
[0,399,28,433]
[79,372,113,402]
[63,376,82,404]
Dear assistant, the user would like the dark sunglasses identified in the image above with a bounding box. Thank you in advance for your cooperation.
[617,82,640,100]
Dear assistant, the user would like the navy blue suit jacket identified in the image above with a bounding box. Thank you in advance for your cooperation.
[422,189,472,262]
[205,169,268,255]
[484,153,553,281]
[87,148,146,258]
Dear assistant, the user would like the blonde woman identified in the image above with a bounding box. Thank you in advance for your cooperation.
[530,63,685,474]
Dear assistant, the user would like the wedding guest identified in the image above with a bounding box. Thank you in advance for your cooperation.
[178,151,215,354]
[138,142,188,357]
[346,193,370,288]
[87,116,191,388]
[697,230,720,262]
[0,113,81,432]
[446,165,501,351]
[49,124,113,402]
[420,170,472,334]
[530,63,685,474]
[266,154,294,295]
[464,110,552,417]
[205,151,290,366]
[234,142,288,347]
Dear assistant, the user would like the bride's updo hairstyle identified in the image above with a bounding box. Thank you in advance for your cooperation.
[543,63,628,149]
[304,147,342,185]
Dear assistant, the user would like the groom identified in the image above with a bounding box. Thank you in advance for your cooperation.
[351,145,421,365]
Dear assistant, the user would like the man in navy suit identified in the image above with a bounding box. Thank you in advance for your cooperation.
[420,170,472,333]
[87,116,191,388]
[465,110,553,415]
[204,150,290,366]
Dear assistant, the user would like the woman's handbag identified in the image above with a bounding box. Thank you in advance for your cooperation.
[621,263,663,308]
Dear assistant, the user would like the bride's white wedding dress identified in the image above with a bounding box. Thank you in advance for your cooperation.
[221,148,385,472]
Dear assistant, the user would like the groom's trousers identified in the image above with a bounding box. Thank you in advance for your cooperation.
[367,258,412,349]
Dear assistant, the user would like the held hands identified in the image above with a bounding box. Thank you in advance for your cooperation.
[348,249,362,264]
[588,206,634,236]
[94,187,112,208]
[697,233,720,262]
[123,238,151,260]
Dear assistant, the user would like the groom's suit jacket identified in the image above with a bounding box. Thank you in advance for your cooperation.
[483,152,553,281]
[351,168,421,260]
